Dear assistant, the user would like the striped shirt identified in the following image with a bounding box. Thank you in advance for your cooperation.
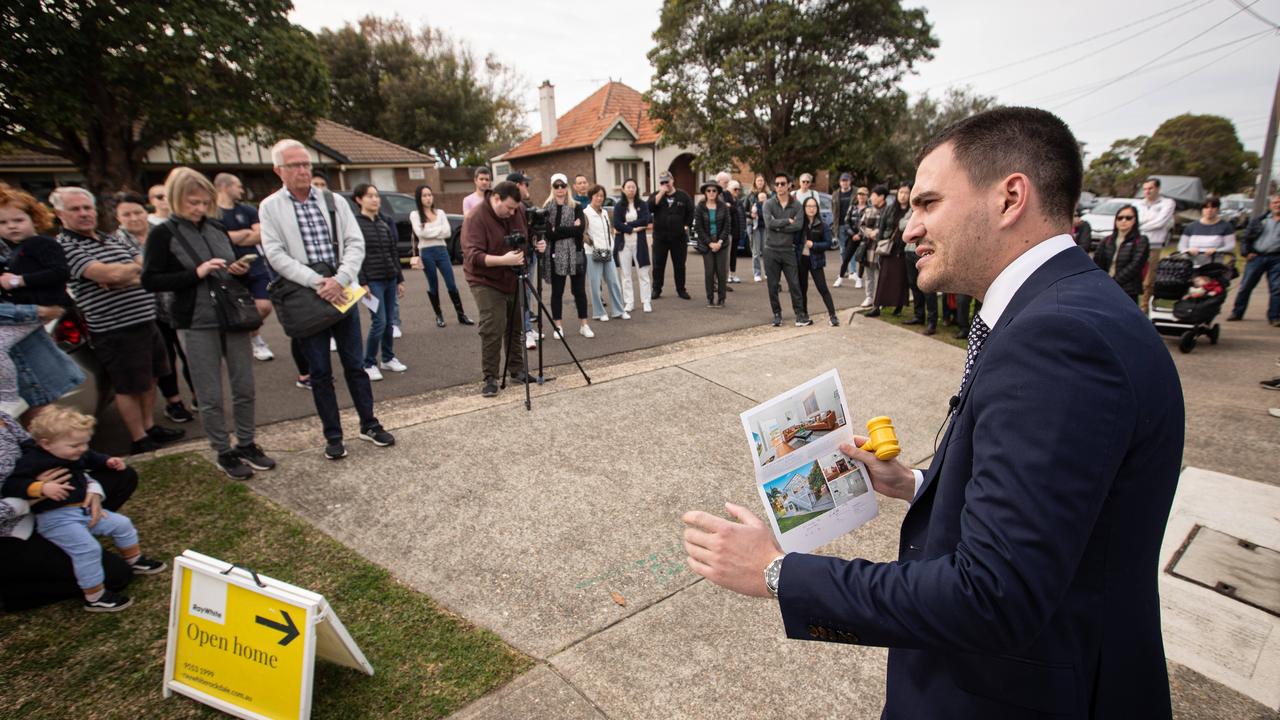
[1177,220,1236,256]
[289,187,336,267]
[58,229,156,333]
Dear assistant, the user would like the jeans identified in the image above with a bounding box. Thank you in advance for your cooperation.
[617,238,653,308]
[36,505,139,589]
[703,249,729,304]
[299,310,378,442]
[762,249,805,318]
[750,228,766,278]
[1231,253,1280,321]
[180,329,255,453]
[420,245,459,295]
[363,280,398,367]
[587,257,625,318]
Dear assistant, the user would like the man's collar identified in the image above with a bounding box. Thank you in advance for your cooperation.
[287,185,318,203]
[61,227,104,242]
[978,234,1076,329]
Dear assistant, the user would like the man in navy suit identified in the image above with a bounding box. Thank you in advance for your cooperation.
[683,107,1183,718]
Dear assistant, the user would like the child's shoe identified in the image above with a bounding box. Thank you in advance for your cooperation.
[84,590,133,612]
[130,556,168,575]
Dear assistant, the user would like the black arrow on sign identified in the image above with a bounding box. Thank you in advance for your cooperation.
[255,610,299,646]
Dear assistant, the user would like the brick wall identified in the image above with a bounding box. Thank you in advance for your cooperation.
[504,149,595,204]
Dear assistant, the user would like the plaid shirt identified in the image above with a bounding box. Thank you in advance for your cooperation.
[288,187,336,266]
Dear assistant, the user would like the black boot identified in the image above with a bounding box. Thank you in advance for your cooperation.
[449,290,475,325]
[427,292,446,327]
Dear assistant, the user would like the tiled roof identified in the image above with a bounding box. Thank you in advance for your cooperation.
[312,119,435,165]
[0,146,71,166]
[502,82,660,161]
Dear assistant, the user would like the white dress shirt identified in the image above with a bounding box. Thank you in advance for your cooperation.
[909,234,1077,501]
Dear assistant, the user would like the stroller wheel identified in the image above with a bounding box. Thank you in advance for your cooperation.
[1178,330,1197,354]
[1209,323,1220,345]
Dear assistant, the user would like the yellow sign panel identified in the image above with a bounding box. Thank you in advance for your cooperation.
[172,566,309,720]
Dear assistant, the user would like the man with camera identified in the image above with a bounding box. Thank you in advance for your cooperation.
[462,181,547,398]
[648,172,694,300]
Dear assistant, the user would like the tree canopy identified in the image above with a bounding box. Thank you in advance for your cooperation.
[1083,136,1148,197]
[1138,114,1257,195]
[646,0,937,179]
[0,0,329,194]
[316,17,526,167]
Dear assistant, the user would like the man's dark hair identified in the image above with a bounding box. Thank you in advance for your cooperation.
[774,172,790,183]
[1144,177,1161,189]
[474,167,491,179]
[871,184,890,197]
[917,106,1083,223]
[112,191,148,208]
[491,180,522,203]
[311,168,328,182]
[351,183,375,200]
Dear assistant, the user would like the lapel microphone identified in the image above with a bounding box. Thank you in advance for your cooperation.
[935,395,960,454]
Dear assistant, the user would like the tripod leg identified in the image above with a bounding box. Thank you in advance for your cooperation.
[529,274,592,385]
[519,273,532,410]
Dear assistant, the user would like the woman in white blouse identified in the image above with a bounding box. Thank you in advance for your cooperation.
[410,184,473,328]
[582,185,627,322]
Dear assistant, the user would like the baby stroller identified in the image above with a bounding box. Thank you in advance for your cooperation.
[1148,252,1234,353]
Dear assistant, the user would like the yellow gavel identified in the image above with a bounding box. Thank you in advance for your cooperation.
[858,416,900,461]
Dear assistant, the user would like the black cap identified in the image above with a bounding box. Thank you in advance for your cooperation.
[506,171,532,184]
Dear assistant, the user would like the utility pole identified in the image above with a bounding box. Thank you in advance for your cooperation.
[1254,63,1280,215]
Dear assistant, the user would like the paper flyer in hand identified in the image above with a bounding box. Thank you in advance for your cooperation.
[331,283,367,314]
[740,369,878,554]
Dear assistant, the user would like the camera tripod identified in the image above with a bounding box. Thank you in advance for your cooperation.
[501,250,591,410]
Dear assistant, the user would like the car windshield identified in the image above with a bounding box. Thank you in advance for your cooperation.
[384,194,417,214]
[1091,200,1129,216]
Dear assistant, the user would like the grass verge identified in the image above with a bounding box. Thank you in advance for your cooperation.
[856,304,969,349]
[0,453,531,719]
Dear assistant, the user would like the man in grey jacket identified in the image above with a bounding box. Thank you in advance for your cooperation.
[260,139,394,460]
[762,173,811,326]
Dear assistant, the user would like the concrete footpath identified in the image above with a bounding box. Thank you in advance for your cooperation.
[217,310,1279,719]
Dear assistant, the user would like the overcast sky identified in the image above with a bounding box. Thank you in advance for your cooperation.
[291,0,1279,174]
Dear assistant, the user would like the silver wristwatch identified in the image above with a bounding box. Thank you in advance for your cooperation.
[764,554,785,598]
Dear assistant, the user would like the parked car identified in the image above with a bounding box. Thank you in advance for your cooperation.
[1083,198,1130,242]
[1220,196,1253,229]
[1077,191,1099,212]
[337,190,463,265]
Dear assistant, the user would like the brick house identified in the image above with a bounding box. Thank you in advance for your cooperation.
[492,81,704,202]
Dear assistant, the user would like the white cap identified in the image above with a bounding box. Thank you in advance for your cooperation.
[550,173,568,186]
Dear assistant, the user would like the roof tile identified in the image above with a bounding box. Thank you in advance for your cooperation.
[502,82,660,161]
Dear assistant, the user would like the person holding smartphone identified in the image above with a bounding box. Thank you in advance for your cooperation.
[648,172,694,300]
[142,167,275,480]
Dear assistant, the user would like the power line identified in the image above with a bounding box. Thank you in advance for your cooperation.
[1076,32,1274,125]
[1229,0,1280,28]
[1051,0,1263,110]
[922,0,1206,91]
[985,0,1215,95]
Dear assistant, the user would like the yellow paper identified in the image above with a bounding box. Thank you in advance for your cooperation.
[331,284,367,313]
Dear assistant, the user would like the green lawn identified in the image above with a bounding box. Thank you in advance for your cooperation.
[777,510,829,533]
[0,454,530,719]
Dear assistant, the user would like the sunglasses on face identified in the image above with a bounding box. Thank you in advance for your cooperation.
[552,182,566,189]
[1116,215,1136,221]
[774,181,788,187]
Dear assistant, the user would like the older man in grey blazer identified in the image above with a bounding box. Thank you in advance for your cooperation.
[259,138,394,460]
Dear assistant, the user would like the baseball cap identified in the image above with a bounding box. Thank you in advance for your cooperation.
[506,171,532,184]
[839,172,852,182]
[549,173,568,186]
[658,172,673,183]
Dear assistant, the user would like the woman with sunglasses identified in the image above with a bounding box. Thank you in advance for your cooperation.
[1093,204,1149,304]
[694,181,732,307]
[542,174,593,338]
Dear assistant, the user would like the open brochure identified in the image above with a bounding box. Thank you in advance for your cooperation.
[331,283,367,314]
[740,369,878,554]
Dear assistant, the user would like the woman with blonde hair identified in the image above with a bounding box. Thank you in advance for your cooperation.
[543,174,593,338]
[142,167,274,480]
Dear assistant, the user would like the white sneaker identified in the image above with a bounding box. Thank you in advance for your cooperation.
[392,325,402,339]
[553,327,565,340]
[379,357,407,373]
[624,303,634,312]
[729,274,740,283]
[754,274,762,282]
[251,336,274,361]
[854,276,863,289]
[364,365,383,381]
[833,277,843,288]
[525,330,538,349]
[860,296,873,307]
[621,311,632,320]
[329,338,337,352]
[598,314,609,322]
[579,324,595,338]
[642,302,652,312]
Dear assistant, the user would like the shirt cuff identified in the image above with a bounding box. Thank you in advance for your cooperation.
[911,469,924,504]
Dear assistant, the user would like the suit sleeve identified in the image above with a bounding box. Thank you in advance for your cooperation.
[777,312,1136,654]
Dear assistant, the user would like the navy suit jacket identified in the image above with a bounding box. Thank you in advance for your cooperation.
[778,247,1183,719]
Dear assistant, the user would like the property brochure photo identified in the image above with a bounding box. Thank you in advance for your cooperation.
[741,370,879,553]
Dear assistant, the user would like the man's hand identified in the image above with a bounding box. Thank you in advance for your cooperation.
[682,502,782,598]
[841,436,916,502]
[315,277,345,303]
[0,272,22,289]
[497,250,525,267]
[36,305,62,322]
[1247,252,1258,261]
[534,239,548,254]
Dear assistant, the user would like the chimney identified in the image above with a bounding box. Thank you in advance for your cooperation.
[539,80,557,146]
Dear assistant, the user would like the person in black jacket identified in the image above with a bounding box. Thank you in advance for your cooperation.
[694,182,732,307]
[351,184,405,380]
[141,167,273,480]
[543,174,593,338]
[648,171,694,300]
[1092,203,1149,304]
[796,197,838,326]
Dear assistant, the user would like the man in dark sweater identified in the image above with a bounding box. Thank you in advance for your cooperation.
[762,173,810,326]
[648,172,694,300]
[462,181,545,398]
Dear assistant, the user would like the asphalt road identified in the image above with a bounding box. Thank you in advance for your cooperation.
[92,256,866,454]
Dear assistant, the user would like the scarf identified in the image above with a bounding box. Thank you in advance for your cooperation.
[549,201,584,277]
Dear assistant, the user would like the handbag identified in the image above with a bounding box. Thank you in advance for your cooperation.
[588,207,613,262]
[874,236,895,258]
[267,190,356,338]
[170,222,263,332]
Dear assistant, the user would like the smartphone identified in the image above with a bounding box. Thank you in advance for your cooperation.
[238,253,259,263]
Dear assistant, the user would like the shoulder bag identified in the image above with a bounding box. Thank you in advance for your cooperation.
[170,222,263,332]
[267,190,356,338]
[588,208,613,262]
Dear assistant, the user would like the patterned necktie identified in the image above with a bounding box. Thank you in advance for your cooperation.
[957,315,991,400]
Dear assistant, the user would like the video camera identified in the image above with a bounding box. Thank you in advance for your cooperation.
[526,206,550,237]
